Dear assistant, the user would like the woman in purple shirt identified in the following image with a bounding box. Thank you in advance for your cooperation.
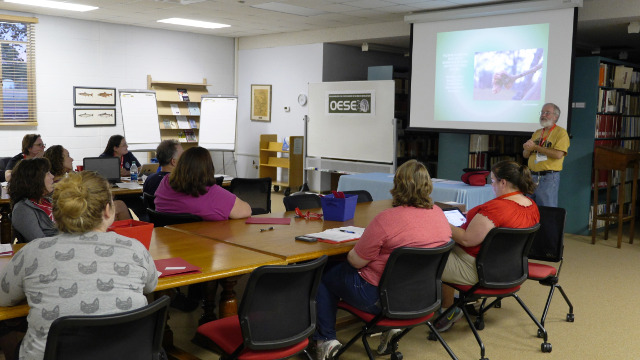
[154,146,251,220]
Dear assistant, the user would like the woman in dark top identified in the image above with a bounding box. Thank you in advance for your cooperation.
[99,135,140,176]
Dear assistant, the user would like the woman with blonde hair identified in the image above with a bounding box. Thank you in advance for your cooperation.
[0,171,158,360]
[313,160,452,360]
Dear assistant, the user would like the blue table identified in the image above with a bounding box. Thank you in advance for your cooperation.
[337,172,495,210]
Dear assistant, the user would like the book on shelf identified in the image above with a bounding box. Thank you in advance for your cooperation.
[177,88,190,102]
[161,118,178,129]
[187,102,200,115]
[170,104,181,115]
[189,119,197,129]
[184,129,197,142]
[469,134,489,152]
[613,66,633,89]
[176,115,190,129]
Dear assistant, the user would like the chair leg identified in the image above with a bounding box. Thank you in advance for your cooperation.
[426,322,459,360]
[511,294,552,353]
[539,284,556,327]
[556,285,574,322]
[333,327,365,360]
[459,304,488,360]
[302,349,314,360]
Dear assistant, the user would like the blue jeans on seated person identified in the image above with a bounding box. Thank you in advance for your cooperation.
[530,172,560,207]
[313,261,380,341]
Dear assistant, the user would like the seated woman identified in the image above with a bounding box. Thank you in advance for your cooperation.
[154,146,251,220]
[99,135,141,177]
[313,160,452,360]
[9,158,57,242]
[0,171,158,360]
[434,160,540,332]
[4,134,46,182]
[44,145,74,182]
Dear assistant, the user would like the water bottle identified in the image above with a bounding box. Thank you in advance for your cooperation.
[130,163,138,182]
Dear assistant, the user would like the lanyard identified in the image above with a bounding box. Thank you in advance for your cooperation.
[120,155,124,168]
[495,191,522,200]
[538,124,556,148]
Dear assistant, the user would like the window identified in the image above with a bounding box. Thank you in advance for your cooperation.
[0,15,37,125]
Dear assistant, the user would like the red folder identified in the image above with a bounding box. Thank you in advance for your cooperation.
[154,257,201,278]
[245,217,292,225]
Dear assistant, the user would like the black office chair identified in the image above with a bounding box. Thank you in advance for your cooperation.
[43,295,170,360]
[428,225,549,359]
[0,156,11,182]
[215,176,224,186]
[283,193,322,211]
[196,256,328,360]
[342,190,373,203]
[142,192,156,211]
[528,206,574,332]
[230,177,272,215]
[147,208,202,228]
[335,243,458,360]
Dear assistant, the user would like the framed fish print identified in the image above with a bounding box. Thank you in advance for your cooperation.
[74,108,116,127]
[73,86,117,106]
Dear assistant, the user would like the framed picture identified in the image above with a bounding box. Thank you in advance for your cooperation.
[250,84,272,122]
[74,108,116,127]
[73,86,117,106]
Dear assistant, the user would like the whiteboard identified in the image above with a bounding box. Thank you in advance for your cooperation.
[199,95,237,151]
[119,90,161,151]
[307,80,395,164]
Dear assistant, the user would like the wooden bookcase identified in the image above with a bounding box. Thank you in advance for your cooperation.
[259,134,304,196]
[147,75,210,149]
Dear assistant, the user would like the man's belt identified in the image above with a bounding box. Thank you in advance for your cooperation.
[531,170,558,176]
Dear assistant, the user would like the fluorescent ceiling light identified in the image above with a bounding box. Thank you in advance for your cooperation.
[157,18,230,29]
[4,0,98,12]
[251,2,327,17]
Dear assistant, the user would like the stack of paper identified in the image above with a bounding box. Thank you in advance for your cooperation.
[304,226,365,243]
[0,244,13,256]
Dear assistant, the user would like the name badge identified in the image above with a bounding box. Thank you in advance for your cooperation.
[535,152,547,163]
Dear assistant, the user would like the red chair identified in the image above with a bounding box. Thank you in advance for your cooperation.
[429,225,549,360]
[196,256,327,360]
[528,206,574,334]
[334,243,458,360]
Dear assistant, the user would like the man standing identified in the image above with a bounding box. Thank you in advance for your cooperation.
[143,139,184,196]
[523,103,570,207]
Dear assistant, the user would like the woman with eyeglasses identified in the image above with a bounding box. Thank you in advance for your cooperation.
[99,135,141,177]
[4,134,46,182]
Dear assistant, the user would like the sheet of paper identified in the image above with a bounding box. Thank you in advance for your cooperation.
[0,244,13,256]
[115,182,142,189]
[305,226,365,242]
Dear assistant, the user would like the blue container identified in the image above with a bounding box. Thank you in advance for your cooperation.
[321,194,358,221]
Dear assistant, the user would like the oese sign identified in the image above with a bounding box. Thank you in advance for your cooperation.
[326,91,375,116]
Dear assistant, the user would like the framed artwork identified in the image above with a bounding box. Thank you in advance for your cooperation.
[74,108,116,127]
[250,84,272,122]
[73,86,117,106]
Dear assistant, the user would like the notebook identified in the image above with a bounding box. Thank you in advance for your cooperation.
[443,208,466,227]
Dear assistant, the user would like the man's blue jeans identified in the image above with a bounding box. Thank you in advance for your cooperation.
[313,261,380,341]
[531,172,560,207]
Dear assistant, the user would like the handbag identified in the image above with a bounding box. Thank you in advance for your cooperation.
[461,168,490,186]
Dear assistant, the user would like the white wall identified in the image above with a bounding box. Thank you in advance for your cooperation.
[0,12,235,170]
[236,43,323,182]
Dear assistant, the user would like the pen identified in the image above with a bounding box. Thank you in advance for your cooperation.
[260,227,274,232]
[339,229,355,234]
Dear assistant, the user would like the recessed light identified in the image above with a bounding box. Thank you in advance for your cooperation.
[4,0,98,12]
[157,18,230,29]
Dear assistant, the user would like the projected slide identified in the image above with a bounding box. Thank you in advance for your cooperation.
[434,23,549,124]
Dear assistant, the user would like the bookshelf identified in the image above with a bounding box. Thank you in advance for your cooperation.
[567,57,640,235]
[147,75,209,149]
[259,134,304,196]
[467,134,529,171]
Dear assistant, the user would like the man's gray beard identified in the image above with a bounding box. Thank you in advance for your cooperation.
[540,120,552,128]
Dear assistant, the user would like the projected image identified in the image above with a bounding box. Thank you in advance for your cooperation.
[474,48,544,101]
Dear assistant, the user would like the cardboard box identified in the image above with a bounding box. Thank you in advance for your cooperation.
[108,220,153,249]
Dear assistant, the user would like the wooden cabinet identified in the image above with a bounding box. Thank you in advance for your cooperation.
[259,134,303,196]
[147,75,210,149]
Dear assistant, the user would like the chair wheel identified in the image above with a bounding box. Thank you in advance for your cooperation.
[284,187,291,196]
[537,328,544,338]
[474,319,485,330]
[494,300,502,308]
[541,342,552,353]
[427,331,437,341]
[566,313,575,322]
[391,352,403,360]
[274,185,280,192]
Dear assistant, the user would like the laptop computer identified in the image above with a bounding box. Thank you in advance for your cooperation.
[443,207,467,227]
[139,163,159,176]
[83,157,120,184]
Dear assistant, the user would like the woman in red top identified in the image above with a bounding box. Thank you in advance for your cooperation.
[435,160,540,331]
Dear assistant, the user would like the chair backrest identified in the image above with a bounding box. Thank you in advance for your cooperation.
[282,193,322,211]
[143,192,156,211]
[147,209,202,227]
[238,255,327,350]
[342,190,373,203]
[230,177,272,215]
[528,206,566,263]
[0,156,11,182]
[378,242,454,320]
[215,176,224,186]
[43,295,170,360]
[475,224,541,289]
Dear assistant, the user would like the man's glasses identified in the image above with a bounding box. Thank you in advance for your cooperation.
[539,111,556,116]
